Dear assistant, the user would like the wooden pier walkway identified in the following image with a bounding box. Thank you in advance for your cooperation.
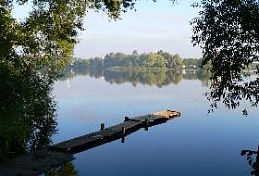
[50,110,180,154]
[0,110,180,176]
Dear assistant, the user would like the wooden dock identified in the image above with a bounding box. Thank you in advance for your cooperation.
[50,110,180,154]
[0,110,180,176]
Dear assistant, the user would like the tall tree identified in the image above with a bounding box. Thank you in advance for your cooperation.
[192,0,259,110]
[0,0,176,79]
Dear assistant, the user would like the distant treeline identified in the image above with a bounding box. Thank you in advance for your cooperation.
[71,50,204,70]
[60,50,259,88]
[60,51,213,87]
[66,50,259,76]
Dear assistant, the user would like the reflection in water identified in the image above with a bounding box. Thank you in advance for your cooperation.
[2,59,259,175]
[0,64,57,162]
[62,65,210,88]
[103,69,183,87]
[47,162,78,176]
[63,61,259,113]
[242,146,259,176]
[206,71,259,112]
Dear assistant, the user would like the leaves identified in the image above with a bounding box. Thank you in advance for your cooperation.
[192,0,259,111]
[0,63,57,161]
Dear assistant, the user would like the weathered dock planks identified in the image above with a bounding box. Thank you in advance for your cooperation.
[50,110,180,154]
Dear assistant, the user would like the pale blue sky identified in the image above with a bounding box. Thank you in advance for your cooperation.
[76,0,202,58]
[13,0,202,58]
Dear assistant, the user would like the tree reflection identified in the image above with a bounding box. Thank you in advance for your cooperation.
[241,146,259,176]
[46,162,78,176]
[62,65,210,88]
[205,72,259,113]
[103,69,182,87]
[0,63,57,161]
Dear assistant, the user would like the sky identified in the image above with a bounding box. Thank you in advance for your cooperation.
[13,0,202,59]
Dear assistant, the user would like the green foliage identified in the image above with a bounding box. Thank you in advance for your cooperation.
[0,0,85,79]
[0,64,57,161]
[0,0,177,79]
[192,0,259,77]
[145,52,166,68]
[101,50,185,69]
[172,54,184,69]
[192,0,259,110]
[66,51,209,77]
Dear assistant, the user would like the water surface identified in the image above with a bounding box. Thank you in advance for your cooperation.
[52,70,259,176]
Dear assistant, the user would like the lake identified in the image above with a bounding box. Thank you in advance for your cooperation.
[51,69,259,176]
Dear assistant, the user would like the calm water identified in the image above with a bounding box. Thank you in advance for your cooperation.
[52,70,259,176]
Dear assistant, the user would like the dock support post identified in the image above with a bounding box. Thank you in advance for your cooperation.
[144,119,149,131]
[121,137,125,143]
[100,123,105,131]
[121,126,126,143]
[122,126,126,135]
